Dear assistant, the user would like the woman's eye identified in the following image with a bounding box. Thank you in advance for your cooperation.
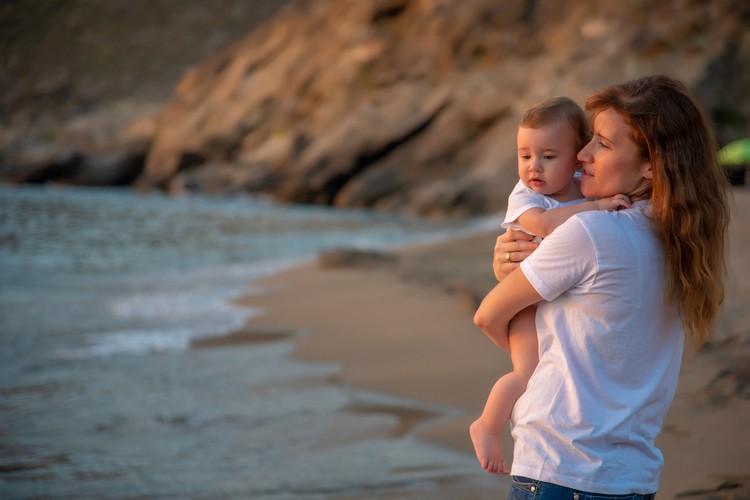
[598,141,609,149]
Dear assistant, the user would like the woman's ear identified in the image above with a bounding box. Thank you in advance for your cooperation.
[642,161,653,179]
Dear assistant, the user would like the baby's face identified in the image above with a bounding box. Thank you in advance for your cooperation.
[517,122,580,198]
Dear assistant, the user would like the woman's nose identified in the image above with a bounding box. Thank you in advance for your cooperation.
[578,139,594,162]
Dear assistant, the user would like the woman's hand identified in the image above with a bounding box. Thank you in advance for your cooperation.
[493,228,539,281]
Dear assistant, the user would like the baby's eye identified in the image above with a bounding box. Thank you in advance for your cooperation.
[543,155,556,160]
[520,154,531,160]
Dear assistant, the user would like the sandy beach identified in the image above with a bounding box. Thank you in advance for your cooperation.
[233,187,750,499]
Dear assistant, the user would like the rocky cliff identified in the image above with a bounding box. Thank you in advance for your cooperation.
[3,0,749,218]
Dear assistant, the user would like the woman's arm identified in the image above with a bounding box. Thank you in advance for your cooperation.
[474,268,543,350]
[496,194,631,280]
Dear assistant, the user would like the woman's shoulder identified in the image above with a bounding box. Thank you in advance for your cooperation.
[571,203,656,242]
[576,201,650,224]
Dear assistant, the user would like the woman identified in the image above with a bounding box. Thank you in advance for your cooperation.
[474,75,729,498]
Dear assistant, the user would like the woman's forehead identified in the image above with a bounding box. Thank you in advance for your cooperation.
[593,109,631,138]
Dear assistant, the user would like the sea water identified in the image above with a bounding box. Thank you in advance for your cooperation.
[0,185,501,498]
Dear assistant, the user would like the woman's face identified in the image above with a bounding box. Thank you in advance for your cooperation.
[577,108,652,199]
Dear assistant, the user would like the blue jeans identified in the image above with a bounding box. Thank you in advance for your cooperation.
[509,476,656,500]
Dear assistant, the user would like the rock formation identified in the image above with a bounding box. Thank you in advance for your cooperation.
[3,0,749,218]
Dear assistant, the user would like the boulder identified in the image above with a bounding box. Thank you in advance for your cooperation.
[1,141,82,184]
[167,161,279,196]
[318,247,397,269]
[1,100,157,186]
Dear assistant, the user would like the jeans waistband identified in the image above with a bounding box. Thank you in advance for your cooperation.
[509,476,656,500]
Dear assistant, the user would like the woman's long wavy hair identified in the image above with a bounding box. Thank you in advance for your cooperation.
[586,75,730,346]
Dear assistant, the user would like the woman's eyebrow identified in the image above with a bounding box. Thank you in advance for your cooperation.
[595,130,613,144]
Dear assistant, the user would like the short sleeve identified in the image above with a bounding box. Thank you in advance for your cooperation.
[520,216,597,301]
[502,180,548,228]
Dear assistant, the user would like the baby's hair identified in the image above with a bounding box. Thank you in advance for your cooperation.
[520,96,591,151]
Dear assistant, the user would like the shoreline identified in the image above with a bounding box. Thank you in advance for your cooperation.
[233,238,511,494]
[222,188,750,498]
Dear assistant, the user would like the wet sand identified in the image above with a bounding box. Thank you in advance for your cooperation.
[230,188,750,499]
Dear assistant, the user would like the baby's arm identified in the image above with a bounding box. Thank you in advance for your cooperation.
[474,268,542,350]
[517,194,630,238]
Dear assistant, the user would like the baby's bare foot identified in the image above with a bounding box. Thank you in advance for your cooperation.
[470,418,510,475]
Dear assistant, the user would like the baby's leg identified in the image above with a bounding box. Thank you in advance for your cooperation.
[470,305,538,474]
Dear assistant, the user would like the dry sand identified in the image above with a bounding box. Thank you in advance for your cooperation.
[231,188,750,499]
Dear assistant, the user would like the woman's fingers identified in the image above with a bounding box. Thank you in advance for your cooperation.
[498,227,535,244]
[493,229,538,281]
[495,230,538,259]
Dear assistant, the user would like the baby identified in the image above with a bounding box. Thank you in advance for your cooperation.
[470,96,630,474]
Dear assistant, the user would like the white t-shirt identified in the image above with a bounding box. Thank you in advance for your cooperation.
[502,179,588,239]
[512,201,684,495]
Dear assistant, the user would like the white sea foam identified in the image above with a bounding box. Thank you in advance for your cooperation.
[56,327,202,358]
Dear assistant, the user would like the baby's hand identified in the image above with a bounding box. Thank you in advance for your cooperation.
[596,194,631,211]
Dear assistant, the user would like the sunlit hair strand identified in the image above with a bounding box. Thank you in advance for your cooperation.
[585,75,730,346]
